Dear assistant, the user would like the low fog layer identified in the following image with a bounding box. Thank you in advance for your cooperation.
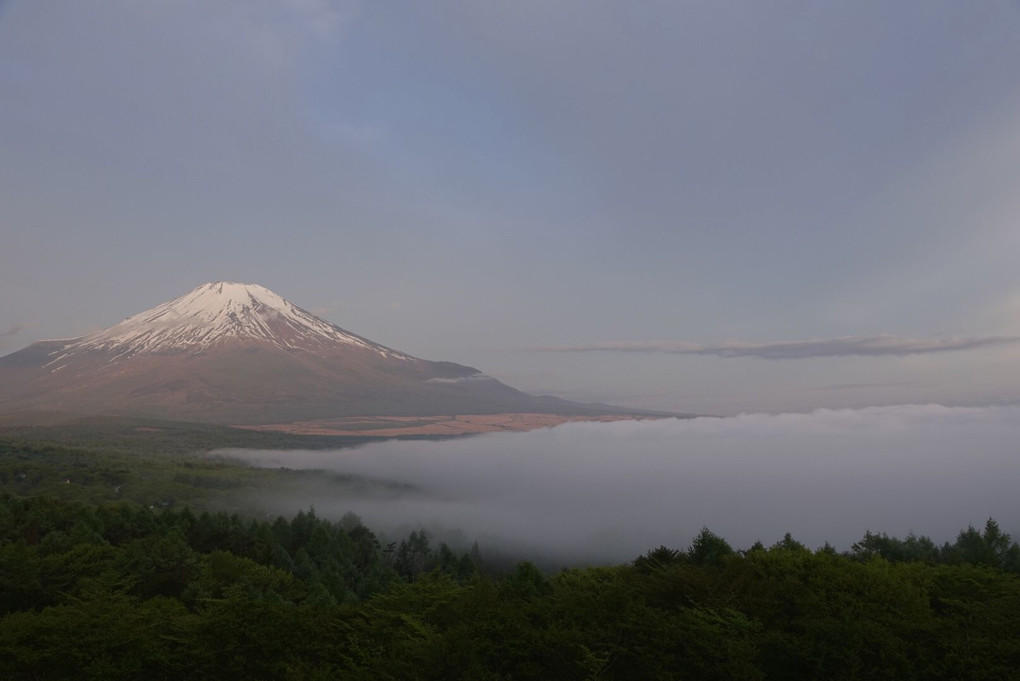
[220,404,1020,564]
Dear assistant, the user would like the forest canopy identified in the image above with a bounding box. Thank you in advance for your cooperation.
[1,436,1019,679]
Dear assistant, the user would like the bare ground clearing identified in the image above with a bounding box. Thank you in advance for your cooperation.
[235,413,667,437]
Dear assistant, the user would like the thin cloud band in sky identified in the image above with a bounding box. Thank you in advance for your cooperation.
[538,334,1020,360]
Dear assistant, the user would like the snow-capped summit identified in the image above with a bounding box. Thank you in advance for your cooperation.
[64,282,412,358]
[0,281,626,424]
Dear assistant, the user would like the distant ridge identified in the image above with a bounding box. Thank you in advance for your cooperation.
[0,282,672,426]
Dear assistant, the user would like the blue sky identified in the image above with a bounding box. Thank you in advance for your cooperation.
[2,1,1020,414]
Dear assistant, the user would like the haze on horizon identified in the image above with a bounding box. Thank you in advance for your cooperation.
[3,2,1020,415]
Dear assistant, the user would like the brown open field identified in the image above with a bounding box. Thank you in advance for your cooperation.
[235,413,668,437]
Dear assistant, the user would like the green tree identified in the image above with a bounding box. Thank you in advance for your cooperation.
[689,527,733,566]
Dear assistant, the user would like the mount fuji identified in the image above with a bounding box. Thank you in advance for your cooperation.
[0,282,645,426]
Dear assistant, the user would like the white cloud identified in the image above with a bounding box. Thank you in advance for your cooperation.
[221,404,1020,563]
[537,335,1020,359]
[0,324,24,351]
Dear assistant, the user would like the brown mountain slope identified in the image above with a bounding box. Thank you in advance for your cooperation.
[0,282,668,425]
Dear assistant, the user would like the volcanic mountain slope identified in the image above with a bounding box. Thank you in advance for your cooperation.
[0,282,642,425]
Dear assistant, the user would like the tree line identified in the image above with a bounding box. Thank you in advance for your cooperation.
[2,493,1019,679]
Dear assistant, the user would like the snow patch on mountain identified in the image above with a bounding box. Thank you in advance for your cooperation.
[63,282,414,358]
[426,374,497,384]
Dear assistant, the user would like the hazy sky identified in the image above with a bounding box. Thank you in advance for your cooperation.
[3,1,1020,414]
[226,404,1020,563]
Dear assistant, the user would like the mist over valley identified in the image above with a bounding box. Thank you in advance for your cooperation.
[221,403,1020,565]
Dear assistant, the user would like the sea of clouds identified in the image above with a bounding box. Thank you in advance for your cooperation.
[219,404,1020,564]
